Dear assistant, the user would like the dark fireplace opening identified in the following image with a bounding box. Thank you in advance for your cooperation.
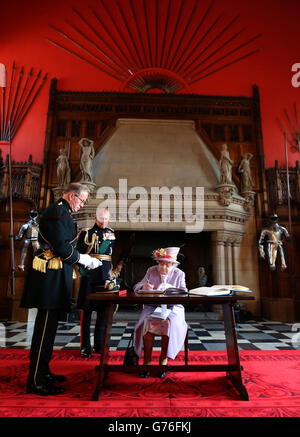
[113,230,213,291]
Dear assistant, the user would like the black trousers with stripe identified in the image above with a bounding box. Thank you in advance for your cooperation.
[28,308,60,385]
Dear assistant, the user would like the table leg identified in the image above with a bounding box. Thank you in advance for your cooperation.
[223,302,249,401]
[184,330,188,365]
[92,303,114,401]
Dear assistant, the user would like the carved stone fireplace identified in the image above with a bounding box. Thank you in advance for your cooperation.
[74,118,259,316]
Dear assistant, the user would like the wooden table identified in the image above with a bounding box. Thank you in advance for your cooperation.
[88,291,254,401]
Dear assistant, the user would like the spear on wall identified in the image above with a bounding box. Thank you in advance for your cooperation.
[0,62,47,142]
[0,63,15,295]
[0,62,47,296]
[277,103,300,153]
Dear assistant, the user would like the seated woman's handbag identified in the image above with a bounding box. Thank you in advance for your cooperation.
[123,331,139,366]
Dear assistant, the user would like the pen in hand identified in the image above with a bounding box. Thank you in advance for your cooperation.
[144,280,154,290]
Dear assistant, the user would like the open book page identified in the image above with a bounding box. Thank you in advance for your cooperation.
[228,285,251,292]
[189,285,251,296]
[137,289,165,294]
[137,282,177,294]
[211,285,251,292]
[188,286,232,296]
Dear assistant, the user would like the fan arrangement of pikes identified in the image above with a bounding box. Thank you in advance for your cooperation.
[0,61,47,142]
[46,0,261,93]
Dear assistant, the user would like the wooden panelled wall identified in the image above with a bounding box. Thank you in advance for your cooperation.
[0,79,299,321]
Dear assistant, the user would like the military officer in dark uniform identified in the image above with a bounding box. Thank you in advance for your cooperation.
[77,207,116,357]
[21,183,102,396]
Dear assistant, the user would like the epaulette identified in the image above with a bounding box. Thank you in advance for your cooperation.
[42,200,70,220]
[106,226,114,232]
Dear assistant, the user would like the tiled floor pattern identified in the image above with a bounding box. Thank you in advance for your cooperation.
[1,319,298,352]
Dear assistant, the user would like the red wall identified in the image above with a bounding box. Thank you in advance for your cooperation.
[1,0,299,168]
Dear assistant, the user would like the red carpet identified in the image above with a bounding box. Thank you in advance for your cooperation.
[0,349,300,417]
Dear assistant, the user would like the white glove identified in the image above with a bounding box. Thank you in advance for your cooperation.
[78,254,102,269]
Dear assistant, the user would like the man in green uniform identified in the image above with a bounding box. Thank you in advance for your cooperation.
[77,207,116,357]
[21,183,102,396]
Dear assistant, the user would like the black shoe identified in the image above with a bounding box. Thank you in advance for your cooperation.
[26,381,65,396]
[45,372,67,383]
[81,347,92,358]
[140,371,150,378]
[157,371,167,379]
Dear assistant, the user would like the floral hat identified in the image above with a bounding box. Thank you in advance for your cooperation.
[152,247,180,265]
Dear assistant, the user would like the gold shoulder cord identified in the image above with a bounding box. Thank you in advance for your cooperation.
[84,231,99,254]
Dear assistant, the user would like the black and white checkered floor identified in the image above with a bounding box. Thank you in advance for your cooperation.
[1,315,298,352]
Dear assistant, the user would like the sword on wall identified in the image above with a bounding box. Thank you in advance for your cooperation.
[284,131,292,235]
[8,119,15,296]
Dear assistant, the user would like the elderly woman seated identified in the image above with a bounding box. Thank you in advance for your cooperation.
[133,247,188,378]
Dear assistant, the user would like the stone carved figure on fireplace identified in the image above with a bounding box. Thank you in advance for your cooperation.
[258,214,290,271]
[78,138,95,182]
[219,144,234,185]
[56,148,71,186]
[238,152,253,192]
